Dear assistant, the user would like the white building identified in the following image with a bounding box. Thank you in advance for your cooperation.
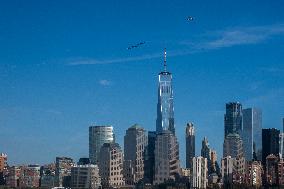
[191,156,208,189]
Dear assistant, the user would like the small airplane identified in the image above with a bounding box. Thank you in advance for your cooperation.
[127,42,146,50]
[186,16,194,21]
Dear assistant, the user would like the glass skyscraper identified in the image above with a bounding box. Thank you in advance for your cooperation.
[262,128,280,166]
[89,126,115,164]
[156,49,175,134]
[224,102,242,137]
[186,123,195,169]
[242,108,262,161]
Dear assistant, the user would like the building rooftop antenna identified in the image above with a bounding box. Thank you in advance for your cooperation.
[164,48,167,72]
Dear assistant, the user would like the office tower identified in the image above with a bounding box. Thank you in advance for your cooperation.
[201,137,212,174]
[210,150,217,173]
[223,133,244,158]
[191,156,208,189]
[154,131,180,184]
[124,124,148,185]
[283,118,284,132]
[77,158,90,165]
[19,165,41,188]
[0,153,7,173]
[71,164,101,189]
[233,155,246,184]
[224,102,242,137]
[6,166,21,187]
[186,123,195,169]
[266,154,278,186]
[278,159,284,186]
[98,143,125,188]
[245,161,262,187]
[144,131,156,184]
[89,125,115,164]
[221,156,234,185]
[242,108,262,161]
[280,133,284,159]
[55,157,74,187]
[156,49,175,134]
[40,164,56,188]
[262,128,280,165]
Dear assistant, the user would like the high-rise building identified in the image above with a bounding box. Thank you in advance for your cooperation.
[98,143,125,188]
[224,102,242,137]
[156,49,175,134]
[0,153,7,173]
[278,159,284,186]
[144,131,156,184]
[223,133,244,158]
[245,161,262,188]
[280,133,284,159]
[191,156,208,189]
[242,108,262,161]
[71,164,101,189]
[89,125,115,164]
[186,123,195,169]
[221,156,234,185]
[154,131,180,184]
[262,128,280,166]
[124,124,148,184]
[201,137,212,174]
[6,166,21,188]
[19,165,41,188]
[210,150,217,173]
[266,154,278,186]
[55,157,74,187]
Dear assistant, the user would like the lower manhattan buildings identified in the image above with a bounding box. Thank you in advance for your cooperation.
[191,156,208,189]
[98,143,125,188]
[89,126,115,164]
[71,164,101,189]
[55,157,74,187]
[153,131,180,184]
[186,123,195,170]
[124,124,148,185]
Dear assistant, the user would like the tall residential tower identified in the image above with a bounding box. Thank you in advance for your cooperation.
[186,123,195,169]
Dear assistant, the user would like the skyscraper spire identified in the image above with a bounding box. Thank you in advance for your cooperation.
[164,48,167,72]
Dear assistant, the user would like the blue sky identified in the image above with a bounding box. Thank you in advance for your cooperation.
[0,0,284,166]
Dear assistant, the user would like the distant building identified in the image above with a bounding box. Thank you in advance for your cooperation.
[40,163,56,188]
[0,153,7,173]
[55,157,74,187]
[71,164,101,189]
[224,102,242,137]
[154,131,180,184]
[144,131,156,184]
[89,125,115,164]
[19,165,41,188]
[156,49,175,135]
[245,161,262,188]
[242,108,262,161]
[6,166,21,188]
[210,150,217,173]
[223,133,244,158]
[124,124,148,185]
[278,159,284,186]
[280,133,284,159]
[262,128,280,166]
[266,154,278,186]
[186,123,195,169]
[201,137,212,174]
[221,156,234,185]
[98,143,125,188]
[191,156,208,189]
[78,157,90,165]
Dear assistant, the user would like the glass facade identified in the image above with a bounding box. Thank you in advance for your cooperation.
[242,108,262,161]
[224,102,242,137]
[89,126,115,164]
[262,128,280,166]
[156,71,175,134]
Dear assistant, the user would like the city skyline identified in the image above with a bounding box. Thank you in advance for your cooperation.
[1,0,284,166]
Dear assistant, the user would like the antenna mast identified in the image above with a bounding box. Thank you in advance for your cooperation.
[164,48,167,72]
